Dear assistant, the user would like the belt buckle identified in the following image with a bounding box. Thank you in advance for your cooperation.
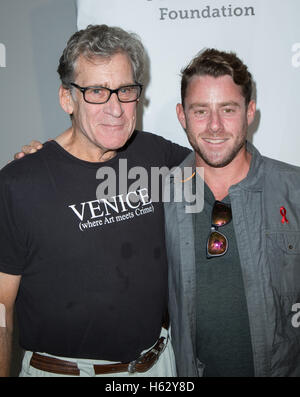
[128,337,167,374]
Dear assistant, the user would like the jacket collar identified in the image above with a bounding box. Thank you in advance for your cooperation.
[230,141,264,193]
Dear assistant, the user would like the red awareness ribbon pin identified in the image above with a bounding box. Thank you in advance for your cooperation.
[280,207,289,224]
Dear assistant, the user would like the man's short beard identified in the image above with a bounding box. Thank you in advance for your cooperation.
[193,136,247,168]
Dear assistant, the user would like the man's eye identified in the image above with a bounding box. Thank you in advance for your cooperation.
[195,109,206,115]
[92,88,103,95]
[120,87,132,93]
[223,108,235,113]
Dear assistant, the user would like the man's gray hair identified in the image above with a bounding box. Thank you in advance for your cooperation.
[58,24,146,87]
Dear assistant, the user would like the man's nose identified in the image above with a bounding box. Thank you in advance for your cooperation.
[208,111,222,133]
[104,92,124,117]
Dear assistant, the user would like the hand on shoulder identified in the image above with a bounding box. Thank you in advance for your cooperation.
[14,140,45,160]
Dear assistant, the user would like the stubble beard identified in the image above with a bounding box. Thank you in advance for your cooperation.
[188,128,248,169]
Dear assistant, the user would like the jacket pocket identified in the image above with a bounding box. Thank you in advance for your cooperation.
[270,292,300,376]
[266,231,300,294]
[266,231,300,375]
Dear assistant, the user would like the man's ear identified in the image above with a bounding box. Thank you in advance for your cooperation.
[247,100,256,126]
[59,85,74,115]
[176,103,187,130]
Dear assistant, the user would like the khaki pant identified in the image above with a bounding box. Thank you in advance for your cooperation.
[19,327,177,377]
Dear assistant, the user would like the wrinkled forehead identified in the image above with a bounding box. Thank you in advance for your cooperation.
[73,52,134,83]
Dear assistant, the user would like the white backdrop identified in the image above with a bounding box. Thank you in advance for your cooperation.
[77,0,300,166]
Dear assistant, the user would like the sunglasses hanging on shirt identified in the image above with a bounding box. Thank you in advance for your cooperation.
[206,201,232,259]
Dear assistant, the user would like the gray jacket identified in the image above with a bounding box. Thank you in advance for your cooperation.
[164,142,300,377]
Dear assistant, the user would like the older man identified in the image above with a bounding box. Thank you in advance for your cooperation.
[0,25,189,377]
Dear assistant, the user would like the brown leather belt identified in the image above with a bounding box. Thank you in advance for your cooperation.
[30,336,167,376]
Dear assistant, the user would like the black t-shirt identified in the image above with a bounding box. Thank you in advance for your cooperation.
[0,130,190,361]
